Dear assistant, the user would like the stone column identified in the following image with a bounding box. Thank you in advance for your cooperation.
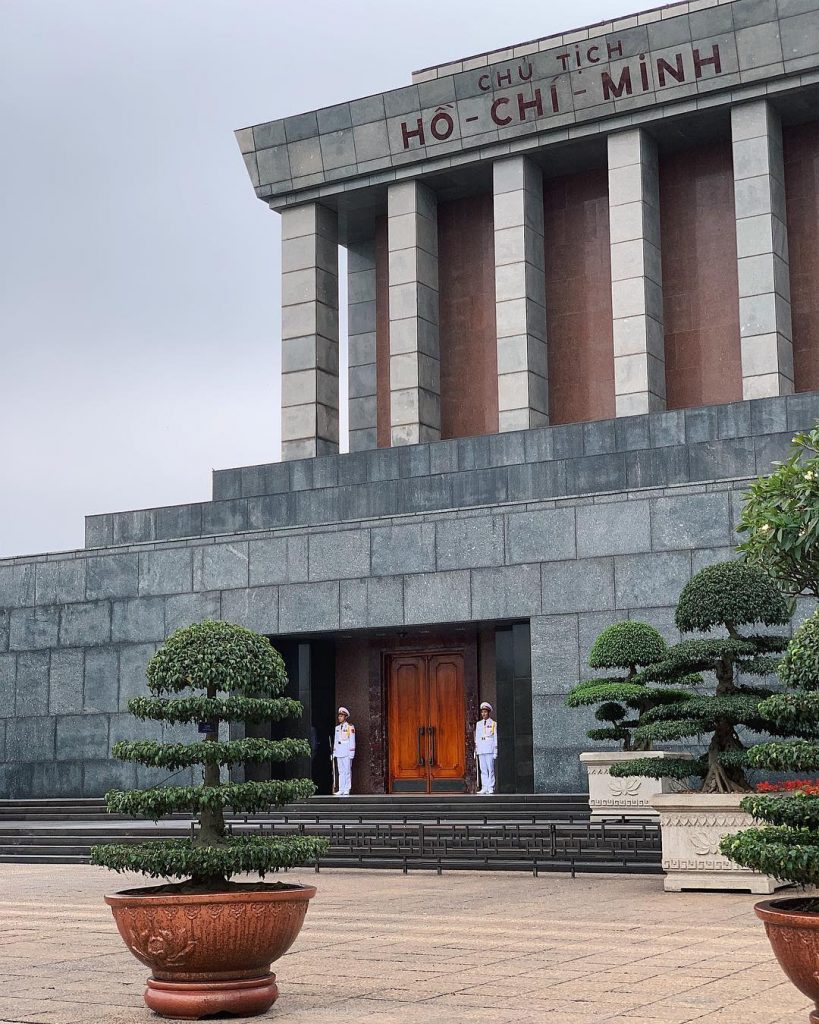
[280,203,339,460]
[608,129,666,417]
[493,156,548,432]
[347,239,377,452]
[387,180,440,446]
[732,100,794,399]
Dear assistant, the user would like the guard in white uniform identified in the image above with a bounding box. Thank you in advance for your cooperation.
[333,706,355,796]
[474,701,498,794]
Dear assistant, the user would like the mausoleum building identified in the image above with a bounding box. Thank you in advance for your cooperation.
[4,0,819,798]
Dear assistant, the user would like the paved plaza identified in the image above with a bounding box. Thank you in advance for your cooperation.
[0,864,811,1023]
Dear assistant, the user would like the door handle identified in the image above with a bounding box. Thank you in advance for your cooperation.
[428,725,436,767]
[417,726,425,766]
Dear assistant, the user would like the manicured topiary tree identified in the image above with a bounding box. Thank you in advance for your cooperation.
[721,610,819,885]
[609,561,792,793]
[90,620,328,889]
[566,621,690,750]
[738,424,819,598]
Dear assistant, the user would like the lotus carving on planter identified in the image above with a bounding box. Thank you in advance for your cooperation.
[90,621,328,1019]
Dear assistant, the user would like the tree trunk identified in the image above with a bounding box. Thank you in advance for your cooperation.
[193,685,228,889]
[700,654,751,794]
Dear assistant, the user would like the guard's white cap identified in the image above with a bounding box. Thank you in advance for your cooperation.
[337,706,350,716]
[480,701,492,712]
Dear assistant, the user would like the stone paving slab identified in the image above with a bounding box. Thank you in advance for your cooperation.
[0,864,811,1023]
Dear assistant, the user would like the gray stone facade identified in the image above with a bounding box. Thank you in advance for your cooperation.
[2,392,818,798]
[236,0,819,211]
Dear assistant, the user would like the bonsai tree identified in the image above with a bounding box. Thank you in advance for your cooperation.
[566,621,691,750]
[610,561,792,793]
[738,423,819,599]
[90,620,328,889]
[721,610,819,886]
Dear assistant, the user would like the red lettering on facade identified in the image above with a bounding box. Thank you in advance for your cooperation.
[518,61,533,81]
[490,96,512,126]
[430,108,454,141]
[478,73,491,91]
[656,54,685,86]
[638,54,650,92]
[556,52,570,71]
[400,118,426,149]
[518,88,544,120]
[607,40,624,59]
[497,69,512,87]
[601,66,632,100]
[587,45,600,63]
[550,83,560,113]
[693,44,721,78]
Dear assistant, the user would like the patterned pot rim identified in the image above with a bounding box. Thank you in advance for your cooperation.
[105,883,317,909]
[755,898,819,926]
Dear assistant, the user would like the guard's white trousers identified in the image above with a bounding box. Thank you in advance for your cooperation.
[478,754,495,794]
[335,755,353,795]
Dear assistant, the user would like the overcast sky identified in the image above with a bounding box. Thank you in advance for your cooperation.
[0,0,639,558]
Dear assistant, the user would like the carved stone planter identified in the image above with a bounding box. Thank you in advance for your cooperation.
[105,883,316,1019]
[651,793,789,893]
[580,751,693,820]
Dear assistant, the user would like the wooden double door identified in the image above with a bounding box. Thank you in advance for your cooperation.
[387,650,466,793]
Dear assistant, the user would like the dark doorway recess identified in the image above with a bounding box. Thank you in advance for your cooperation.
[495,623,535,794]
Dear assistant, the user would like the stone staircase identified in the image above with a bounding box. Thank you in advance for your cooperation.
[0,794,662,874]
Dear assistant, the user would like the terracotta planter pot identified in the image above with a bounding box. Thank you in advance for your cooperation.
[105,883,317,1020]
[756,898,819,1023]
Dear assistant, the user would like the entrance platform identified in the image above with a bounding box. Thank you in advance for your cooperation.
[0,795,662,875]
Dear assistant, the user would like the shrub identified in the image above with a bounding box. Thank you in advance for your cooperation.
[566,621,689,750]
[609,561,791,793]
[90,620,328,888]
[738,424,819,598]
[722,608,819,885]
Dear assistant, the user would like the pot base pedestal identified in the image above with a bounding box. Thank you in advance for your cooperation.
[144,973,278,1019]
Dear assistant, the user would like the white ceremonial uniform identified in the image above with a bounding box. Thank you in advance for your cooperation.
[475,717,498,794]
[333,721,356,795]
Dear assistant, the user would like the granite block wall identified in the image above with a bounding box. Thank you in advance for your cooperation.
[3,393,818,797]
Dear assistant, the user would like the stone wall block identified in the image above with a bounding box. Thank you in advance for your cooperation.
[138,549,193,597]
[111,597,166,644]
[15,650,49,716]
[49,649,84,714]
[59,602,111,647]
[35,561,86,606]
[278,581,340,633]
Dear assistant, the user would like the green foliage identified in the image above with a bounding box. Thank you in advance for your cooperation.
[566,620,681,751]
[674,560,790,633]
[588,621,667,670]
[90,834,329,880]
[145,620,288,696]
[779,610,819,690]
[609,756,705,781]
[718,434,819,884]
[112,736,311,770]
[128,695,303,724]
[613,561,792,794]
[746,740,819,773]
[105,779,317,820]
[91,621,321,888]
[721,826,819,887]
[740,793,819,830]
[757,691,819,731]
[737,425,819,598]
